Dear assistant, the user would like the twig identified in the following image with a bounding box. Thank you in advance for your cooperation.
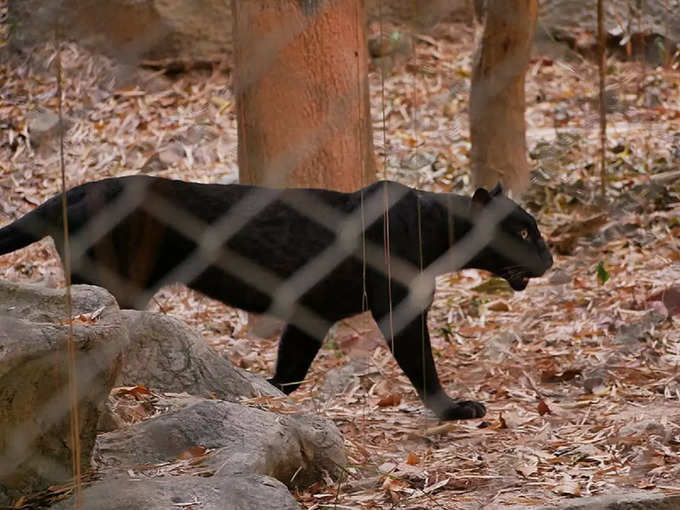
[597,0,607,201]
[665,0,671,69]
[55,33,83,510]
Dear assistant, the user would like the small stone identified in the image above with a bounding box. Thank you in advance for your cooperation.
[548,268,571,285]
[322,358,371,398]
[139,153,164,173]
[400,151,435,171]
[583,376,606,395]
[487,300,510,311]
[644,87,663,108]
[27,108,69,150]
[158,142,185,165]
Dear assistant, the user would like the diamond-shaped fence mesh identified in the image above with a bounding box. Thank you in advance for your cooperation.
[0,0,678,506]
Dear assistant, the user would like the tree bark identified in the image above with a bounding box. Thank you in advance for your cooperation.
[232,0,375,191]
[469,0,537,195]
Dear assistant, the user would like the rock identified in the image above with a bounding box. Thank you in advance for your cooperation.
[515,491,680,509]
[581,365,609,395]
[157,142,185,166]
[619,419,674,443]
[367,32,413,73]
[94,399,346,488]
[26,108,68,152]
[332,312,383,358]
[0,284,343,505]
[582,376,607,395]
[0,486,9,508]
[119,310,282,400]
[247,312,285,340]
[0,280,127,499]
[139,152,165,174]
[613,311,665,353]
[365,0,471,28]
[8,0,231,61]
[50,473,300,510]
[400,151,436,171]
[8,0,470,63]
[549,268,572,285]
[484,331,520,362]
[649,284,680,318]
[322,358,371,398]
[538,0,680,55]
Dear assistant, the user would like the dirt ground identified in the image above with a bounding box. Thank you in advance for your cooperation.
[1,12,679,510]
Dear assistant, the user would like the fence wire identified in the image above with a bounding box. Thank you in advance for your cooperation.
[0,0,679,506]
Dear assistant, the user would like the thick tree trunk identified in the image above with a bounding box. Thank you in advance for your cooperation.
[469,0,537,195]
[232,0,375,191]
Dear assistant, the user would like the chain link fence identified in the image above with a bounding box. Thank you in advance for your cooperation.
[0,0,679,507]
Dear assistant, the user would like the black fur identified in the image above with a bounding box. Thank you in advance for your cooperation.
[0,176,553,420]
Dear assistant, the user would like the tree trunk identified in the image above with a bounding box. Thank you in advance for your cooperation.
[469,0,537,195]
[232,0,375,191]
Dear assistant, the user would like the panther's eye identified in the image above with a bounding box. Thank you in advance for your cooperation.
[520,228,530,240]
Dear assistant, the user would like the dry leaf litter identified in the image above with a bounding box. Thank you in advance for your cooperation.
[1,8,679,510]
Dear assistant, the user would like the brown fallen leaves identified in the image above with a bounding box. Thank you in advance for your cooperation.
[108,385,156,424]
[550,214,608,255]
[405,452,419,465]
[537,400,552,416]
[376,393,402,407]
[554,474,582,497]
[177,445,207,460]
[649,284,680,317]
[59,306,106,326]
[1,13,679,510]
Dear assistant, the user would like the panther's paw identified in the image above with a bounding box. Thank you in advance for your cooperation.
[426,392,486,420]
[438,400,486,420]
[267,378,296,395]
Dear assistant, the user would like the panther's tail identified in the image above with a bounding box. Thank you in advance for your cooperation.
[0,187,87,256]
[0,215,43,254]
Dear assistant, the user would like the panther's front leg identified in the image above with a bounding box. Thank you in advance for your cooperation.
[371,307,486,421]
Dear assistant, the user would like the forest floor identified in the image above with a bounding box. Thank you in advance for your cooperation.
[1,12,680,510]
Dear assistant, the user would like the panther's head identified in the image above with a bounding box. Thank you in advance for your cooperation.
[466,183,553,291]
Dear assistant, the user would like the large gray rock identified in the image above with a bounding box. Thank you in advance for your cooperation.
[119,310,281,400]
[539,0,680,47]
[94,399,346,488]
[7,0,232,61]
[49,473,300,510]
[26,108,71,153]
[517,492,680,509]
[365,0,471,27]
[7,0,470,62]
[0,280,127,499]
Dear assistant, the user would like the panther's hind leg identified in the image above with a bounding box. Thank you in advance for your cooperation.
[268,321,328,394]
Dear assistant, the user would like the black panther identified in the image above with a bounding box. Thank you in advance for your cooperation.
[0,176,552,420]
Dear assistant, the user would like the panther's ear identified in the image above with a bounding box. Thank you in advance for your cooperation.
[471,187,492,207]
[490,182,504,196]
